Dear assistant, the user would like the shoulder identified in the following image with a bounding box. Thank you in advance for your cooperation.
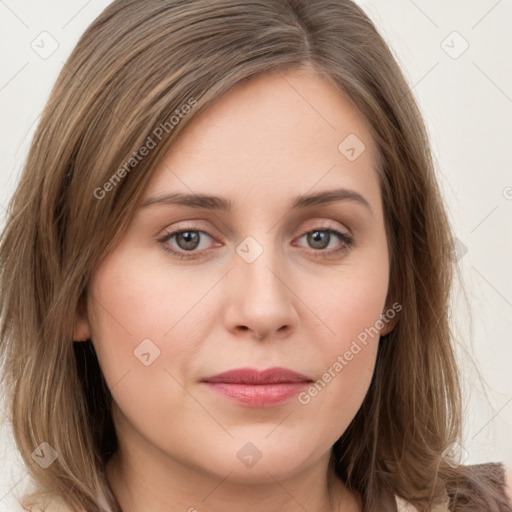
[396,463,512,511]
[43,502,75,512]
[469,461,512,501]
[505,464,512,504]
[16,481,109,512]
[17,487,109,512]
[395,495,449,511]
[18,498,78,512]
[21,503,73,512]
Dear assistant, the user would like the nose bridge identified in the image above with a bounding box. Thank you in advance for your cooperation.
[227,231,297,335]
[235,233,288,302]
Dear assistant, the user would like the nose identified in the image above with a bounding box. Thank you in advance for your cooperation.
[223,238,299,342]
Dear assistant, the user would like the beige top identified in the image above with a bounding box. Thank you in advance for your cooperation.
[395,495,448,511]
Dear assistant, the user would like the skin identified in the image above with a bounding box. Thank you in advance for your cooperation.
[74,64,397,512]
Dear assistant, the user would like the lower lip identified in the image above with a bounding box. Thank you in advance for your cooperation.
[202,382,310,407]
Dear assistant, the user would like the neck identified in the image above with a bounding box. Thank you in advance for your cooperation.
[105,447,361,512]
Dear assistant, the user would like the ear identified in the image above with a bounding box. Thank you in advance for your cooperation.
[379,299,402,336]
[73,315,91,342]
[73,296,91,342]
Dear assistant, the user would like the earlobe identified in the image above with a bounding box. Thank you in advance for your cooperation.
[379,322,395,337]
[73,294,92,342]
[380,316,397,336]
[73,315,91,342]
[379,300,401,336]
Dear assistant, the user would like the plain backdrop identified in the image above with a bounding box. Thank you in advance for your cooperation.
[0,0,511,509]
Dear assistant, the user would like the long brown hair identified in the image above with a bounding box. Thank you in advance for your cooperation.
[0,1,509,511]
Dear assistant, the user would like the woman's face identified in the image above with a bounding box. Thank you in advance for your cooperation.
[76,67,393,486]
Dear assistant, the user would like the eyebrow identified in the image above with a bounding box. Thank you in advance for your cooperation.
[141,187,372,215]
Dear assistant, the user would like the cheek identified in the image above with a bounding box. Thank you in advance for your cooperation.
[85,251,164,382]
[87,246,207,348]
[85,246,218,409]
[85,252,201,438]
[307,259,389,351]
[296,257,388,418]
[295,285,384,441]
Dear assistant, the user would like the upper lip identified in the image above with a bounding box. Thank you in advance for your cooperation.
[201,367,313,384]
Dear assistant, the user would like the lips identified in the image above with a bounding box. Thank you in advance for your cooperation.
[200,367,313,407]
[200,366,313,385]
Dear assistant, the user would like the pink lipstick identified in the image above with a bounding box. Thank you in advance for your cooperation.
[200,367,313,407]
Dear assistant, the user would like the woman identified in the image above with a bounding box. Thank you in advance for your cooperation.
[0,1,510,511]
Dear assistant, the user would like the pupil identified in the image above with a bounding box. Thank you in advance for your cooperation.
[308,230,329,249]
[178,231,199,250]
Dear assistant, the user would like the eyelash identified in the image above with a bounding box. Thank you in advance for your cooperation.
[157,224,355,260]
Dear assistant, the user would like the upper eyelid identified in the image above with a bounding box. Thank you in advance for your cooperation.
[161,215,350,233]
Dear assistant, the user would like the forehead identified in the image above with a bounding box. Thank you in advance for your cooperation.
[142,67,381,207]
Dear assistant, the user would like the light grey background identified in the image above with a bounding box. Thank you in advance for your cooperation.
[0,1,511,509]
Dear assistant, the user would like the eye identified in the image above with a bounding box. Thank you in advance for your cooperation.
[158,229,220,260]
[294,228,354,256]
[158,225,355,260]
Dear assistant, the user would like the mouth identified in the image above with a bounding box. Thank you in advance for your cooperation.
[200,367,313,407]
